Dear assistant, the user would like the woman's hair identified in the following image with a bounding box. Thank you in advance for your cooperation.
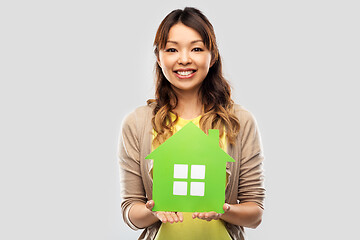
[148,7,240,148]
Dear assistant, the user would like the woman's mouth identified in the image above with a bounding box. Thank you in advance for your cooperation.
[174,70,197,79]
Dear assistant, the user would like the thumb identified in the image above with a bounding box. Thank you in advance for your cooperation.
[223,203,230,213]
[146,200,154,210]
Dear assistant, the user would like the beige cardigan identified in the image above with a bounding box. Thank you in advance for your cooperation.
[118,103,265,240]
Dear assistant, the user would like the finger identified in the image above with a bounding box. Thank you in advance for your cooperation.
[223,203,230,213]
[156,212,167,223]
[164,212,175,223]
[198,212,206,219]
[204,213,212,222]
[192,212,199,219]
[196,212,220,221]
[177,212,184,222]
[146,200,154,210]
[207,211,219,220]
[211,212,221,220]
[170,212,179,222]
[204,212,216,221]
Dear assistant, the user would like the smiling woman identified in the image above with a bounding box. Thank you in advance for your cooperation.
[156,23,214,96]
[118,6,265,240]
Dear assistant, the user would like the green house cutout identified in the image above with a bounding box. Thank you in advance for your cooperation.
[145,122,235,213]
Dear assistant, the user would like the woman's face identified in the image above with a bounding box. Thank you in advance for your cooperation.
[157,23,213,95]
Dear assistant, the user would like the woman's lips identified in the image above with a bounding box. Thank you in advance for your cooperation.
[174,71,196,79]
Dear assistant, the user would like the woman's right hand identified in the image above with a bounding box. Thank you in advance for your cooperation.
[145,200,183,224]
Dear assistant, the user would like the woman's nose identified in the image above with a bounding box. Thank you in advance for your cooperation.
[177,51,192,65]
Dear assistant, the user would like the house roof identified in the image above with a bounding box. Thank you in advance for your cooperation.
[145,121,235,163]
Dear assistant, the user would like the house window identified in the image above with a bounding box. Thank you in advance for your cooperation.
[173,164,205,196]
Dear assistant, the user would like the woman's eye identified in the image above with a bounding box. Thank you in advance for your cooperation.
[165,48,176,52]
[193,48,203,52]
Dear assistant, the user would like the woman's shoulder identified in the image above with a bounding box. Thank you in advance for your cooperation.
[125,102,154,119]
[233,103,256,122]
[132,103,154,116]
[232,104,262,148]
[121,102,155,130]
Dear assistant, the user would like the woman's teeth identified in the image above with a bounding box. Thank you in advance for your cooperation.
[177,70,194,76]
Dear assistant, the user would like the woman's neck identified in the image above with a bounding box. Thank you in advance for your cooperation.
[172,90,203,120]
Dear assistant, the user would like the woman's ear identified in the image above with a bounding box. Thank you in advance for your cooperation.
[210,57,216,68]
[155,51,162,68]
[156,57,162,68]
[209,51,218,68]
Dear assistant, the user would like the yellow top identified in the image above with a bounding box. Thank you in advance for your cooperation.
[152,113,231,240]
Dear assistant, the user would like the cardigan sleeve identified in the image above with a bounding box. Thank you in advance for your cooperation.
[118,111,148,230]
[237,109,266,209]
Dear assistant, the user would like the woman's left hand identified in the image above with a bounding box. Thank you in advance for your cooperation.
[192,203,230,221]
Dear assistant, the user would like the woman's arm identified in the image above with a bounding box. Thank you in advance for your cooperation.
[119,111,184,229]
[119,111,149,230]
[221,202,263,228]
[129,200,184,228]
[192,202,263,229]
[128,202,159,228]
[193,109,265,228]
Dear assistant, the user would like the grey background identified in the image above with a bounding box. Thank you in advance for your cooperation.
[1,0,359,239]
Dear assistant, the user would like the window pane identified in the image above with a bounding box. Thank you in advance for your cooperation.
[190,182,205,196]
[173,164,188,179]
[173,181,187,195]
[191,165,205,179]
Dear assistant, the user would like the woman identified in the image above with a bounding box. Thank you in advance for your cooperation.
[119,7,265,240]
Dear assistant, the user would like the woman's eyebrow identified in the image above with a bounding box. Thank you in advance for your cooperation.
[167,40,203,44]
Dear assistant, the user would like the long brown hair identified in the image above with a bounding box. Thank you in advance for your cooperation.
[148,7,240,148]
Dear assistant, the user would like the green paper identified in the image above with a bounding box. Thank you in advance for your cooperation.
[145,122,235,213]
